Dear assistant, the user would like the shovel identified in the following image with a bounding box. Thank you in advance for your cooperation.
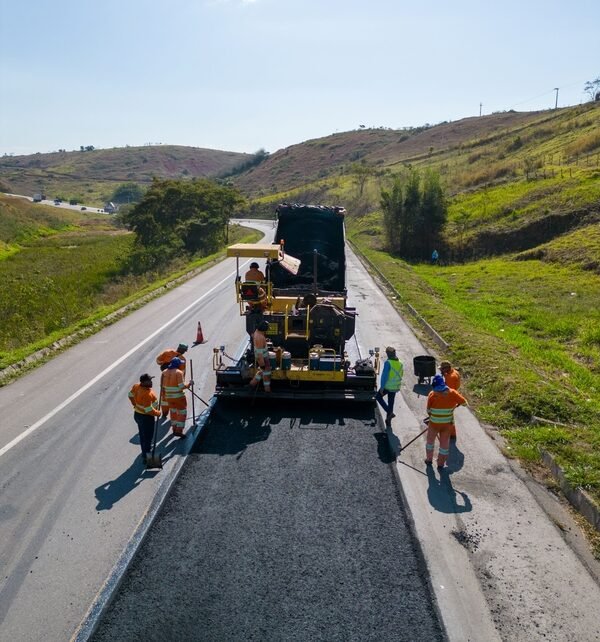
[146,416,163,469]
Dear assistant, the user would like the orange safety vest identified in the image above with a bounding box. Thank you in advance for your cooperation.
[156,349,186,373]
[162,368,187,401]
[128,384,161,416]
[427,389,467,425]
[245,268,265,282]
[443,368,461,390]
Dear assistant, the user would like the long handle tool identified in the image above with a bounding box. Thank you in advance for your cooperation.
[189,359,197,428]
[397,421,430,455]
[146,416,163,469]
[190,389,211,408]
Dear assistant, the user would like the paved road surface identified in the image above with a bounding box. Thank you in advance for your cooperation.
[92,403,444,642]
[0,220,273,642]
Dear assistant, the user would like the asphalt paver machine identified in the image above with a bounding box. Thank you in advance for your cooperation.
[213,203,380,401]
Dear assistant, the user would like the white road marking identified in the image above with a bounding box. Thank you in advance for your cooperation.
[0,266,243,460]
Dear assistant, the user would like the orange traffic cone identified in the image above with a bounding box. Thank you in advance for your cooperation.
[193,321,205,345]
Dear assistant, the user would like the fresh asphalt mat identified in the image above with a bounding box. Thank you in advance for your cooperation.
[92,401,444,642]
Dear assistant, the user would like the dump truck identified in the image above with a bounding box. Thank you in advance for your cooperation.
[213,203,380,401]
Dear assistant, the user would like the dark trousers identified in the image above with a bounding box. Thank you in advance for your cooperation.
[376,390,397,416]
[134,412,155,456]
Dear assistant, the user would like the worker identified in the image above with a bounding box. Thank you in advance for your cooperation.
[425,374,467,470]
[440,360,461,439]
[440,360,461,390]
[128,373,161,465]
[249,320,272,393]
[245,285,268,313]
[431,249,439,264]
[376,346,404,426]
[245,262,265,282]
[161,357,194,437]
[156,343,188,372]
[156,343,188,417]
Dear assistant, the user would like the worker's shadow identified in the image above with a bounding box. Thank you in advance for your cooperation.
[155,432,187,466]
[446,440,464,473]
[94,458,159,511]
[426,466,472,514]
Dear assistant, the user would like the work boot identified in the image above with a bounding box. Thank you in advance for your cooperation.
[424,459,433,466]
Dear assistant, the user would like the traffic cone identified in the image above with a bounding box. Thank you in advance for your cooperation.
[193,321,205,345]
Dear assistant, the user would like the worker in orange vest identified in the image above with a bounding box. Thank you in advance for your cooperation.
[426,374,467,470]
[440,360,461,439]
[156,343,188,417]
[156,343,188,372]
[245,262,265,282]
[128,373,162,465]
[161,357,194,437]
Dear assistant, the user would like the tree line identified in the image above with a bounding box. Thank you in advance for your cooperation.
[120,177,244,273]
[380,169,447,261]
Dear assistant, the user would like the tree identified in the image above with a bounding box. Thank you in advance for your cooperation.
[380,177,403,252]
[348,161,374,197]
[121,178,245,272]
[583,76,600,101]
[379,169,447,261]
[111,182,145,204]
[402,170,421,258]
[417,170,446,259]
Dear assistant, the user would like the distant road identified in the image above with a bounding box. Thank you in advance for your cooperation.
[4,192,104,213]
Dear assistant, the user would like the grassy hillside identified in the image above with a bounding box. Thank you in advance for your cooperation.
[233,109,561,196]
[0,194,257,370]
[0,145,249,206]
[3,103,600,512]
[236,104,600,512]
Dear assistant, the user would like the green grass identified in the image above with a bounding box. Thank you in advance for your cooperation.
[0,233,135,358]
[0,222,260,373]
[347,217,600,502]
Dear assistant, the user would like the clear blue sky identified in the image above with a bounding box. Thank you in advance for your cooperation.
[1,0,598,156]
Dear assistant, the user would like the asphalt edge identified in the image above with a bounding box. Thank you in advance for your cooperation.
[376,404,449,642]
[69,399,216,642]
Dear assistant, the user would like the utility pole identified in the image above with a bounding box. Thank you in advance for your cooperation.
[554,88,559,110]
[479,102,483,117]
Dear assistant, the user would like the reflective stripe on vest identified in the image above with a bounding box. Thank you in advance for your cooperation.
[429,407,455,423]
[135,402,157,414]
[164,384,185,399]
[385,360,403,392]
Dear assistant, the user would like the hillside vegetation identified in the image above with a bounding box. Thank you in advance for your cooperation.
[2,102,600,510]
[0,145,249,206]
[0,194,255,371]
[240,103,600,505]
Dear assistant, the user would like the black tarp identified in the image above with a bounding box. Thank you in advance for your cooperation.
[269,203,346,293]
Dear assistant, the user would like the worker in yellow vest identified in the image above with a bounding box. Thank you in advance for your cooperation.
[376,346,404,427]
